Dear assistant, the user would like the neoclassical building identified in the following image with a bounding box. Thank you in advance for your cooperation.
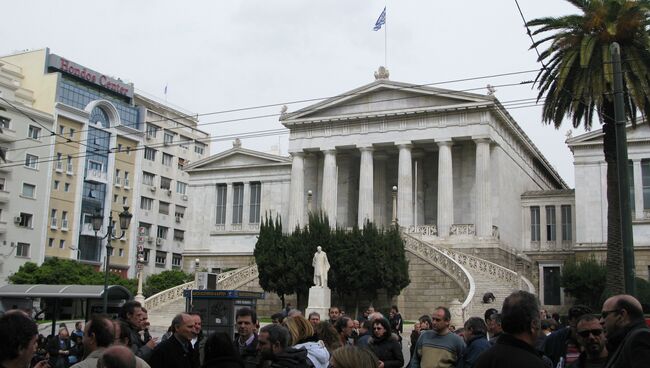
[185,68,566,320]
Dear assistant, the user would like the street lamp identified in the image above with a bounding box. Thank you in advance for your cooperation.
[92,206,133,314]
[391,185,398,226]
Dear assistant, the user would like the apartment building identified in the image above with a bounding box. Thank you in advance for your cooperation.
[0,49,209,280]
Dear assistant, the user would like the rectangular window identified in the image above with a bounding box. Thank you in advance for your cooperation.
[175,205,186,219]
[143,249,150,263]
[561,205,572,241]
[64,183,70,192]
[50,209,57,228]
[19,213,33,228]
[28,125,41,139]
[249,182,261,224]
[216,184,227,225]
[172,253,182,267]
[67,156,73,173]
[629,161,635,212]
[530,206,540,242]
[174,229,185,241]
[642,159,650,210]
[176,181,187,194]
[113,194,118,203]
[546,206,556,241]
[179,136,190,149]
[0,116,10,129]
[157,226,168,239]
[122,196,127,205]
[62,211,69,229]
[164,132,174,145]
[139,222,152,236]
[155,251,167,266]
[0,178,4,191]
[146,124,159,138]
[162,153,173,166]
[123,172,129,187]
[56,153,63,171]
[160,177,172,190]
[25,154,38,169]
[159,201,170,215]
[69,128,75,138]
[114,169,121,185]
[16,243,29,257]
[144,147,157,161]
[59,239,65,249]
[195,143,205,155]
[177,157,186,169]
[142,172,155,186]
[58,125,65,135]
[232,183,244,224]
[54,180,60,190]
[21,183,36,198]
[48,238,54,248]
[140,197,153,211]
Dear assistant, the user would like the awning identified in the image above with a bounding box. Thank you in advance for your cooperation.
[0,284,132,300]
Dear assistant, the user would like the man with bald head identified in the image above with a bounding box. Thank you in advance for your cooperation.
[98,345,136,368]
[599,294,650,368]
[150,313,197,368]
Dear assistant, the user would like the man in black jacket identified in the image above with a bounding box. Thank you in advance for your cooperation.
[234,307,259,368]
[475,290,547,368]
[118,301,156,363]
[542,304,592,368]
[149,313,197,368]
[257,324,309,368]
[600,294,650,368]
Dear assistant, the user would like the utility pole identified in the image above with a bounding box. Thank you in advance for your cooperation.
[610,42,636,295]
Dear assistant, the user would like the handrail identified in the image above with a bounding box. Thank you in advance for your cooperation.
[401,233,476,317]
[217,264,258,290]
[143,281,194,311]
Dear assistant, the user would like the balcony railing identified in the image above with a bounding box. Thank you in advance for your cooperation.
[85,169,108,184]
[55,161,63,172]
[50,217,57,228]
[66,164,74,174]
[124,178,130,188]
[61,219,69,230]
[114,177,122,186]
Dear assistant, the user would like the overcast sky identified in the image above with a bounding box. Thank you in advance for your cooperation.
[2,0,587,186]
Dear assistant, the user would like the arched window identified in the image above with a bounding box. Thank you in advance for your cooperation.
[90,106,110,128]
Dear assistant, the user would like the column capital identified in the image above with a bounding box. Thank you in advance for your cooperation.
[289,151,305,157]
[322,148,337,155]
[631,157,642,163]
[472,136,492,144]
[357,145,374,152]
[436,139,453,147]
[396,141,413,149]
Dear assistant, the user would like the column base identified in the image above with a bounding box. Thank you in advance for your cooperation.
[306,286,331,321]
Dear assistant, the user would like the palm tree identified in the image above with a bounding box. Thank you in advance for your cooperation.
[527,0,650,294]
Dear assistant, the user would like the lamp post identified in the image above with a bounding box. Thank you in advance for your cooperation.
[134,256,146,304]
[92,206,133,314]
[307,190,313,213]
[194,258,200,288]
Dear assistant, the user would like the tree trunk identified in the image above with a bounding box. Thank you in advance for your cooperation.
[602,102,625,295]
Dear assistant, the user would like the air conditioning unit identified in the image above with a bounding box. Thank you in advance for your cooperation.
[13,216,22,224]
[166,189,172,196]
[181,195,188,201]
[149,186,156,193]
[146,236,155,243]
[156,238,164,246]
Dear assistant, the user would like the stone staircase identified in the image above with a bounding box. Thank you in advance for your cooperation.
[402,232,535,321]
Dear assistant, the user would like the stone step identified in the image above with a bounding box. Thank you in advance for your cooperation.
[148,297,186,330]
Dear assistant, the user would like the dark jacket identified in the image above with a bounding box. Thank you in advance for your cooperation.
[269,347,310,368]
[356,332,371,348]
[464,334,492,368]
[604,320,650,368]
[202,356,245,368]
[475,333,547,368]
[149,334,197,368]
[119,317,154,363]
[566,352,607,368]
[368,335,404,368]
[542,326,571,367]
[47,336,72,368]
[233,334,259,368]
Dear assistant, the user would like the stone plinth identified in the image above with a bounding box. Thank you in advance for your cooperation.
[306,286,331,320]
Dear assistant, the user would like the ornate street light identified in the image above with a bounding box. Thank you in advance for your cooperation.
[93,206,132,314]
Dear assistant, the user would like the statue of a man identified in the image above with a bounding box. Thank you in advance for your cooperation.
[312,246,330,287]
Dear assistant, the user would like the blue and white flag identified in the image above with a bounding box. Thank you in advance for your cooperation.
[373,7,386,31]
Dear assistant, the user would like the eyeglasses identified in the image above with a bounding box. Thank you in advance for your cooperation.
[601,309,621,319]
[577,329,603,338]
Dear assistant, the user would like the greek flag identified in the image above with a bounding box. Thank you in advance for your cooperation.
[373,7,386,31]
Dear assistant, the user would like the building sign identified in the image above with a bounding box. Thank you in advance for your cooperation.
[48,54,134,98]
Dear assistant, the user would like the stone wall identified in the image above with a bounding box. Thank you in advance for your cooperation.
[396,252,465,321]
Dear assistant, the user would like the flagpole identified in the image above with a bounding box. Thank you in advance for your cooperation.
[384,6,387,67]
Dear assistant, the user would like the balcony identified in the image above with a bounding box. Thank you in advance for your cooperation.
[123,178,130,188]
[55,161,63,172]
[0,190,9,203]
[0,128,17,142]
[66,164,74,175]
[85,169,107,184]
[114,177,122,187]
[81,223,101,236]
[61,219,69,230]
[50,217,57,228]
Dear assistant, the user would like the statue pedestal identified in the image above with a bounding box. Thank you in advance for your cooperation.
[305,286,331,321]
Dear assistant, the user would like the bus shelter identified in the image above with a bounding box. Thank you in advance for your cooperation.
[0,284,132,336]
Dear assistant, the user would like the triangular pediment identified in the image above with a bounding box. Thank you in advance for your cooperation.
[281,79,492,123]
[185,147,290,171]
[567,121,650,146]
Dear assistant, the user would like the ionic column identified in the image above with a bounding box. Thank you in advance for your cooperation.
[242,182,251,225]
[437,140,454,237]
[358,146,374,227]
[288,152,305,230]
[413,151,425,226]
[474,138,492,237]
[374,153,388,226]
[633,159,643,220]
[321,149,338,227]
[397,143,413,227]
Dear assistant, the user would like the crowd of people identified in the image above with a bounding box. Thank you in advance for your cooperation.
[1,293,648,368]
